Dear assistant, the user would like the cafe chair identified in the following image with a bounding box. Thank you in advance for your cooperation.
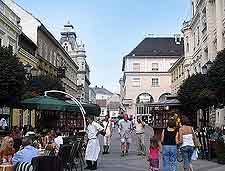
[58,144,73,171]
[14,162,33,171]
[31,156,63,171]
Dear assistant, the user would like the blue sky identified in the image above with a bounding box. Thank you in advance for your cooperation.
[16,0,191,93]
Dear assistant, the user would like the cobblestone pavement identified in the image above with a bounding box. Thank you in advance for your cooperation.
[95,126,225,171]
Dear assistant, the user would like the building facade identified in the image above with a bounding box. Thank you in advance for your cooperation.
[120,37,184,117]
[0,0,20,52]
[60,23,90,102]
[89,87,96,104]
[169,56,185,94]
[107,94,122,119]
[182,0,225,127]
[0,0,21,129]
[4,0,79,98]
[93,86,113,117]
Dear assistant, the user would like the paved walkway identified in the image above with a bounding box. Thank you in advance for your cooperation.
[95,126,225,171]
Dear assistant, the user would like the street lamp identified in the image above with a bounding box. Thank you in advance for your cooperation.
[24,64,32,80]
[202,65,207,75]
[206,60,213,69]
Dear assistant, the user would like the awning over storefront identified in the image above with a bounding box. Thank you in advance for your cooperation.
[20,96,101,116]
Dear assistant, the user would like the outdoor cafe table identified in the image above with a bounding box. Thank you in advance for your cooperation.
[0,164,13,171]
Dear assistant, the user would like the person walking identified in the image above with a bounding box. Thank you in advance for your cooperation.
[135,117,146,156]
[161,119,179,171]
[118,114,133,156]
[102,115,112,154]
[148,137,160,171]
[85,115,104,170]
[178,116,195,171]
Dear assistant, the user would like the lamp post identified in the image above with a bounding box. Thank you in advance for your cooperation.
[202,65,207,75]
[24,64,38,126]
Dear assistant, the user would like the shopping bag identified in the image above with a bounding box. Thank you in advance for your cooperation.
[191,149,199,160]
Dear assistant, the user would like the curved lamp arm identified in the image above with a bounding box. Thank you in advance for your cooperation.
[44,90,86,131]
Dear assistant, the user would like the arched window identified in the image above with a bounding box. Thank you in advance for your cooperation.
[136,93,154,104]
[158,93,171,102]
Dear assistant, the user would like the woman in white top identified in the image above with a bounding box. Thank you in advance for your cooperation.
[178,116,195,171]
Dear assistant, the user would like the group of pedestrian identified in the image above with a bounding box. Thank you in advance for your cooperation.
[148,115,198,171]
[83,113,199,171]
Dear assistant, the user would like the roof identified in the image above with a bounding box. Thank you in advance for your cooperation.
[96,99,107,107]
[127,37,184,57]
[107,101,121,110]
[92,86,113,96]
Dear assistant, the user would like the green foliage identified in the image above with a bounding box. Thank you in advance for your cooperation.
[178,48,225,114]
[207,49,225,107]
[0,46,26,106]
[178,73,214,113]
[28,75,65,99]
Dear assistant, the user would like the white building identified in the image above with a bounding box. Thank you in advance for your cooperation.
[182,0,225,127]
[93,86,113,117]
[107,94,122,119]
[60,23,90,102]
[120,36,184,117]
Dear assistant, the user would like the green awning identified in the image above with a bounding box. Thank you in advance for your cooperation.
[20,96,101,116]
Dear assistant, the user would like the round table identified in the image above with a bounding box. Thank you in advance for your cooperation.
[0,164,14,171]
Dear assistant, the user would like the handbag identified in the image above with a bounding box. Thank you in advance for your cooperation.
[192,128,201,147]
[191,149,199,160]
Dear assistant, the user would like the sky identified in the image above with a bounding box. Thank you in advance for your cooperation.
[16,0,191,93]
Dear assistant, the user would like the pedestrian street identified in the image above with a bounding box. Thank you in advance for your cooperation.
[96,126,225,171]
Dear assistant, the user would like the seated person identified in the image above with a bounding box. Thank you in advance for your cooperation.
[54,130,63,148]
[0,136,15,163]
[12,136,39,165]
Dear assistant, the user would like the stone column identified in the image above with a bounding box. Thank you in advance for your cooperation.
[207,0,217,60]
[216,0,224,51]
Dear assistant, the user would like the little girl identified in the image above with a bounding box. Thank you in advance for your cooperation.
[148,138,160,171]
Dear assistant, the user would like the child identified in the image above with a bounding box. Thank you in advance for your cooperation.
[148,138,160,171]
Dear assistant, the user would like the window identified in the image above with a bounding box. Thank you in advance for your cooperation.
[132,77,140,87]
[197,27,200,45]
[186,36,189,53]
[8,45,13,52]
[133,63,140,71]
[193,32,196,50]
[152,63,159,71]
[152,78,159,87]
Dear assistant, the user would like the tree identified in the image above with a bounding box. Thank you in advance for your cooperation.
[27,75,65,99]
[207,49,225,108]
[177,73,215,126]
[0,46,27,106]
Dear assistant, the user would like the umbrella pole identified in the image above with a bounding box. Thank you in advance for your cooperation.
[44,90,87,131]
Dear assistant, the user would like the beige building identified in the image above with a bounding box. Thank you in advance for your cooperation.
[169,56,185,94]
[182,0,225,127]
[120,37,184,117]
[0,0,20,52]
[60,23,90,102]
[4,0,79,98]
[0,0,21,129]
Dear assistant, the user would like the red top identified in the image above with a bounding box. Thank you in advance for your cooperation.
[149,146,159,160]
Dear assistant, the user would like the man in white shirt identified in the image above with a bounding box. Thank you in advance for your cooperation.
[85,115,104,170]
[118,114,133,156]
[135,117,146,155]
[102,115,112,154]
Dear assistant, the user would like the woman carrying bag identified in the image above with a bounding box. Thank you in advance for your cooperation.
[178,116,199,171]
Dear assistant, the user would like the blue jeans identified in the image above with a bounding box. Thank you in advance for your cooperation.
[162,145,177,171]
[181,146,194,171]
